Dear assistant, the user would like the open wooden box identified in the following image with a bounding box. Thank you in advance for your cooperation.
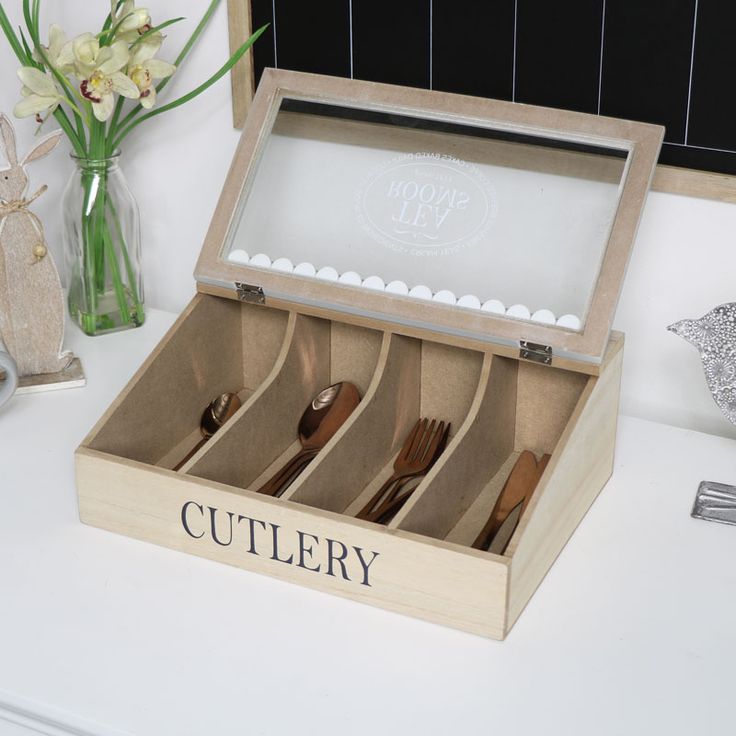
[75,70,663,639]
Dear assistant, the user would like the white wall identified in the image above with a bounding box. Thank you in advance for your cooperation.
[616,191,736,441]
[2,1,736,441]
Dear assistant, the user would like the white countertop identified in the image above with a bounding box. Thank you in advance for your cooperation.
[1,308,735,736]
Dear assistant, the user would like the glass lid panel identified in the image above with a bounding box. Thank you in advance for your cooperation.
[223,98,630,331]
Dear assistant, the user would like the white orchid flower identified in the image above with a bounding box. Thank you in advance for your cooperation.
[115,0,155,45]
[32,24,73,73]
[118,1,151,31]
[128,41,175,108]
[57,33,103,78]
[13,67,66,119]
[58,35,139,121]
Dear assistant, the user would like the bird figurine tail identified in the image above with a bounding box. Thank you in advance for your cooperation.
[668,303,736,425]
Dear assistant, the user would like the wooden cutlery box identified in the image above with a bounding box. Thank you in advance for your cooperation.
[75,70,662,639]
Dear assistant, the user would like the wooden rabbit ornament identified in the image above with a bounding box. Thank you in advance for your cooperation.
[0,113,72,377]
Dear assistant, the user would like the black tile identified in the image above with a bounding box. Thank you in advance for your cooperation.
[515,0,603,113]
[432,0,515,100]
[600,0,695,144]
[273,0,351,77]
[251,0,275,87]
[352,0,431,88]
[252,0,736,178]
[687,1,736,151]
[660,142,736,176]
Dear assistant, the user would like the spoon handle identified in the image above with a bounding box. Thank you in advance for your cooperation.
[172,437,208,472]
[257,449,319,496]
[271,453,318,498]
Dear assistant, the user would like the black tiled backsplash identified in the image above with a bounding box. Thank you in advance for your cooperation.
[600,0,696,145]
[250,0,736,175]
[431,0,515,100]
[351,0,431,88]
[273,0,351,78]
[515,0,604,115]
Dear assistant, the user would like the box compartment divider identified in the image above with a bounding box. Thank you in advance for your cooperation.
[185,313,387,492]
[335,340,485,520]
[283,332,421,510]
[387,354,517,538]
[183,312,331,486]
[87,295,288,468]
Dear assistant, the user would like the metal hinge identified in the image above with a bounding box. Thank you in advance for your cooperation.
[519,340,552,365]
[235,282,265,304]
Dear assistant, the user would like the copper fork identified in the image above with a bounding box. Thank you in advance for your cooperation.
[356,418,450,523]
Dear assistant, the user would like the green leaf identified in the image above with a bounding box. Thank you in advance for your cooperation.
[112,23,269,149]
[102,0,125,33]
[22,0,34,44]
[171,0,219,70]
[52,107,86,156]
[0,4,28,63]
[130,16,185,49]
[109,0,233,147]
[100,11,134,46]
[18,26,39,68]
[31,0,39,35]
[107,94,126,138]
[0,6,31,65]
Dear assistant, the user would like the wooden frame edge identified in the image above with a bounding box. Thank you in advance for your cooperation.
[652,163,736,203]
[198,68,661,369]
[227,0,255,129]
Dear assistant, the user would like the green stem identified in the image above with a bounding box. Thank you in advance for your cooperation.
[78,122,139,330]
[107,96,125,147]
[107,196,143,319]
[102,223,131,324]
[112,23,268,149]
[52,108,85,156]
[89,121,106,294]
[73,102,87,149]
[80,172,98,316]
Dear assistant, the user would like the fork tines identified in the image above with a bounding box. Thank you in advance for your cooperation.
[364,417,450,524]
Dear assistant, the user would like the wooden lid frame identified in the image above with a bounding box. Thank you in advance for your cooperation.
[196,69,663,372]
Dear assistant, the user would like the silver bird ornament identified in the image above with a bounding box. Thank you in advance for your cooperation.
[668,303,736,425]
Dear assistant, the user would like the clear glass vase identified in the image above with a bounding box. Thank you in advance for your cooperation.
[62,153,145,335]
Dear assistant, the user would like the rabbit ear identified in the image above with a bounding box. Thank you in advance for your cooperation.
[0,114,18,166]
[22,129,63,165]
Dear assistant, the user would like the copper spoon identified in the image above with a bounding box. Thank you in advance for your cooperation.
[173,392,242,471]
[257,381,361,497]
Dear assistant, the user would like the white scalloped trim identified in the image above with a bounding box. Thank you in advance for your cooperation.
[238,253,581,330]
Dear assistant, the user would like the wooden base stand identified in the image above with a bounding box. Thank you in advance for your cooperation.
[16,356,86,394]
